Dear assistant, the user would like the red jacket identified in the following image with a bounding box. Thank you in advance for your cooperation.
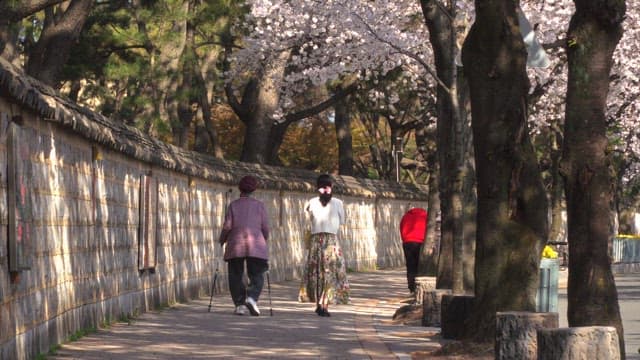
[400,208,427,244]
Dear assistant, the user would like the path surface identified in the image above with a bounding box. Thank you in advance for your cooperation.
[558,270,640,359]
[46,268,640,359]
[48,269,444,360]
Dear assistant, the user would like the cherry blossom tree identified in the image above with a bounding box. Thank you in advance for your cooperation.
[225,0,434,165]
[523,0,640,231]
[461,0,549,341]
[561,0,627,355]
[522,1,635,353]
[231,0,639,345]
[228,0,479,292]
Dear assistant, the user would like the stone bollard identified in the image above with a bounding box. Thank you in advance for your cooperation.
[414,276,435,305]
[441,294,474,339]
[537,326,620,360]
[495,311,558,360]
[422,289,451,327]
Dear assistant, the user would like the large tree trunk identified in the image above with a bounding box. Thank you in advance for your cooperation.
[416,124,439,276]
[421,0,470,293]
[193,67,224,158]
[173,0,198,148]
[561,0,626,356]
[459,70,476,293]
[0,0,68,61]
[461,0,548,342]
[238,50,290,164]
[549,128,566,243]
[421,0,453,290]
[25,0,94,87]
[335,97,354,176]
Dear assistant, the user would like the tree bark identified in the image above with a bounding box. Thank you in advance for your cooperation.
[561,0,626,356]
[416,123,439,276]
[458,70,476,293]
[420,0,468,293]
[548,128,566,243]
[461,0,548,342]
[173,0,198,148]
[335,96,354,176]
[225,41,359,165]
[237,50,289,164]
[0,0,68,60]
[25,0,94,87]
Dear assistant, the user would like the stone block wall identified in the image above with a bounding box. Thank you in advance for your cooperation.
[0,58,428,359]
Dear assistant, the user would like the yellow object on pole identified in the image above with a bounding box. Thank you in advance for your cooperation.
[542,245,558,259]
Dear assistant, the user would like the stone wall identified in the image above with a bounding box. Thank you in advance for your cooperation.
[0,58,428,359]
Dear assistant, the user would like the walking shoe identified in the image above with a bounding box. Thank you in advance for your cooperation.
[245,297,260,316]
[234,305,247,315]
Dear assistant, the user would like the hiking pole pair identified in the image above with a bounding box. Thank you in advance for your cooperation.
[208,261,220,312]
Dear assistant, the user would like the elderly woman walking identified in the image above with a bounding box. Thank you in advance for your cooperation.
[219,175,270,316]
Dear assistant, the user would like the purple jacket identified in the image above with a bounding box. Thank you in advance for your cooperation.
[218,195,270,261]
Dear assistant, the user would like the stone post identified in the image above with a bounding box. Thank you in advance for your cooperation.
[495,311,558,360]
[422,289,451,327]
[537,326,620,360]
[441,294,474,339]
[414,276,435,305]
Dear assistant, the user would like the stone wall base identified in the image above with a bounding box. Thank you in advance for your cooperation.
[495,311,558,360]
[422,289,451,327]
[414,276,436,305]
[441,294,474,339]
[537,326,620,360]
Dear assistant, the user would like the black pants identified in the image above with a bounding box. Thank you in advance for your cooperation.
[402,242,422,293]
[227,257,269,306]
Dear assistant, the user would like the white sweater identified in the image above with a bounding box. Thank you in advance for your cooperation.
[305,197,345,235]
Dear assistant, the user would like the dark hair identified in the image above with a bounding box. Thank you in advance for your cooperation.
[316,174,332,189]
[316,174,332,206]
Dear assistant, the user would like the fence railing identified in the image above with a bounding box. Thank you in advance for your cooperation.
[611,235,640,263]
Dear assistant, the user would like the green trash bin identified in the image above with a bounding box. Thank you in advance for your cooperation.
[536,258,559,312]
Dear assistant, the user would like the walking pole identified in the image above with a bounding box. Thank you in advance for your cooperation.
[208,261,219,312]
[266,270,273,316]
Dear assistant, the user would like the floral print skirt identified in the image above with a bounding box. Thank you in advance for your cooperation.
[298,232,350,305]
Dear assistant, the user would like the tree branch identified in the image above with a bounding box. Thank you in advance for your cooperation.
[0,0,68,22]
[351,11,450,93]
[282,81,360,124]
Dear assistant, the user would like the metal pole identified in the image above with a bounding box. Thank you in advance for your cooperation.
[208,261,219,312]
[266,270,273,316]
[395,136,403,182]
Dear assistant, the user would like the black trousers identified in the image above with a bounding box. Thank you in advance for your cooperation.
[227,257,269,306]
[402,242,422,293]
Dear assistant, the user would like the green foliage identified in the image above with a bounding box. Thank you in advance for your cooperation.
[55,0,248,147]
[7,0,430,182]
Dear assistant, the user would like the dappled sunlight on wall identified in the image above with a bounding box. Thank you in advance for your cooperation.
[0,101,428,360]
[341,196,379,271]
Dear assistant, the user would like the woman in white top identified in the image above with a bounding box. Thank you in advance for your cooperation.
[302,174,350,317]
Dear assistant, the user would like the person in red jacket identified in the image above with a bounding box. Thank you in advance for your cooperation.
[399,207,427,294]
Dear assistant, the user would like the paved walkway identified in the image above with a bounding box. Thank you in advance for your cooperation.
[557,269,640,359]
[48,269,442,359]
[47,268,640,359]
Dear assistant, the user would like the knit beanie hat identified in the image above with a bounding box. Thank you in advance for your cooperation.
[238,175,258,193]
